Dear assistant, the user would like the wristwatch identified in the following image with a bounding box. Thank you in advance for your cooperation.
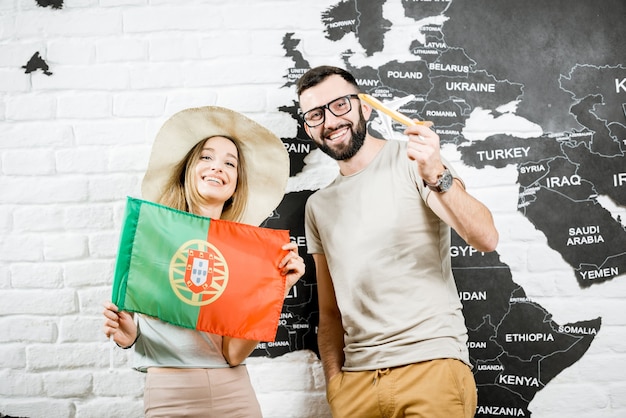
[424,167,453,193]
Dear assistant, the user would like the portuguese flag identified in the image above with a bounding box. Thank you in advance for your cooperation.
[111,197,289,342]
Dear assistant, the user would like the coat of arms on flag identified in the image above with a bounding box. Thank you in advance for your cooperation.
[111,197,290,341]
[185,249,216,292]
[172,242,227,306]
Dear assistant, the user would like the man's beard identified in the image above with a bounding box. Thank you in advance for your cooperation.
[316,110,367,161]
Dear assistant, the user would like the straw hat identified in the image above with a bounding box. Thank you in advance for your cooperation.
[142,106,289,226]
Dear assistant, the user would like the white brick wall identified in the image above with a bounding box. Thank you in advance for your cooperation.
[1,1,332,417]
[1,1,624,418]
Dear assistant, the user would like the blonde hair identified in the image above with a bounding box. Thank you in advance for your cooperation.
[158,136,249,222]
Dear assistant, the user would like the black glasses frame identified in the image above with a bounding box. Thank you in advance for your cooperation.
[301,94,360,128]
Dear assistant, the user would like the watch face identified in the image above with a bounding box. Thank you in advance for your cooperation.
[439,169,453,191]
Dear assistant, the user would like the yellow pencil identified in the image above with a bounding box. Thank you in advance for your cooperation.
[358,93,432,127]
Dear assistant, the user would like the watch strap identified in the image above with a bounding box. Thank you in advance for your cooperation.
[423,167,452,193]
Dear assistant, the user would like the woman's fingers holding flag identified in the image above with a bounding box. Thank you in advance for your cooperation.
[280,242,305,298]
[103,302,137,347]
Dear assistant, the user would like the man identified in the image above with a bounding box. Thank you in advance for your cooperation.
[297,65,499,418]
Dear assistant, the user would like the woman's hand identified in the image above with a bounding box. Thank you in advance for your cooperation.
[102,302,137,348]
[279,242,305,298]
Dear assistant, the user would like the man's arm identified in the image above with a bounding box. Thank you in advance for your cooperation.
[426,179,499,252]
[405,123,499,253]
[313,253,345,383]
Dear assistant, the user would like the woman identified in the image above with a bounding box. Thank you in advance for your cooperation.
[103,106,304,417]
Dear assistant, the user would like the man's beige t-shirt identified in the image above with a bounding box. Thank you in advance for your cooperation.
[305,139,470,371]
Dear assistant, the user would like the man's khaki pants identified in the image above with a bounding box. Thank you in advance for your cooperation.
[326,358,477,418]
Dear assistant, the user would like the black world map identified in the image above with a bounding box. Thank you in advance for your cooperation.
[252,0,625,416]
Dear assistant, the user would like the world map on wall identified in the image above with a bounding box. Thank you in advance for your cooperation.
[253,0,625,415]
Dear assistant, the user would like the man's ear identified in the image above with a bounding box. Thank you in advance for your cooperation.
[304,123,312,138]
[360,99,373,120]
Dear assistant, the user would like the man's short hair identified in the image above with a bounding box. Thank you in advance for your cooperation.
[296,65,359,97]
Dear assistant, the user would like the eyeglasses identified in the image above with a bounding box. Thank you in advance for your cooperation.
[301,94,360,128]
